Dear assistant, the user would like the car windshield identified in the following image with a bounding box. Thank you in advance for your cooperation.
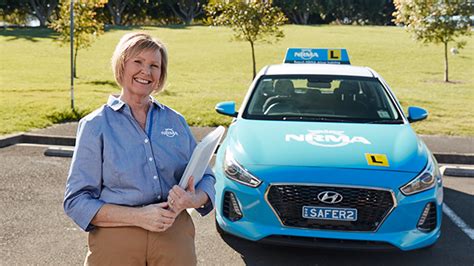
[243,75,402,123]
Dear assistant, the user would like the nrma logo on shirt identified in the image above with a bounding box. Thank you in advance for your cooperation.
[161,128,179,138]
[285,130,371,147]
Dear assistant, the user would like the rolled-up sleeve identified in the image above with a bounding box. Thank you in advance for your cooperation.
[195,167,216,216]
[63,118,105,231]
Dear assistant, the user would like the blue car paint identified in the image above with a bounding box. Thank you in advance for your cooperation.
[213,49,442,251]
[408,106,429,122]
[214,153,442,250]
[215,101,237,117]
[214,117,441,251]
[223,119,429,174]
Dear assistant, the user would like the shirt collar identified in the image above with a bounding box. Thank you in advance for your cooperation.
[107,95,125,111]
[107,95,164,112]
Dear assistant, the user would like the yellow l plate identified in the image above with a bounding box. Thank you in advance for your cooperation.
[365,153,389,167]
[328,49,341,60]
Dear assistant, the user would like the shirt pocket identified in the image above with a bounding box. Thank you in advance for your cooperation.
[155,135,190,183]
[103,144,145,190]
[111,161,133,187]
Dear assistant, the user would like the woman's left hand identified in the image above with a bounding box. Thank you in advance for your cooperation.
[167,176,201,213]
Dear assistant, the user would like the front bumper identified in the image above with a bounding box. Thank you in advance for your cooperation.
[215,168,443,251]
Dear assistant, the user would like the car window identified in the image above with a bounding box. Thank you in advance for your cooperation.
[244,75,402,123]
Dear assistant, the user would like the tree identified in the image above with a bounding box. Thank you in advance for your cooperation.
[321,0,394,25]
[27,0,59,27]
[106,0,129,25]
[0,1,30,26]
[49,0,105,78]
[273,0,325,25]
[393,0,472,82]
[164,0,207,25]
[0,0,58,27]
[206,1,287,78]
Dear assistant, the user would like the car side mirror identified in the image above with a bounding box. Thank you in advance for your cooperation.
[407,106,428,123]
[215,101,238,117]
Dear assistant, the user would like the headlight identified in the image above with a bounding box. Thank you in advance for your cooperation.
[223,150,262,187]
[400,155,442,196]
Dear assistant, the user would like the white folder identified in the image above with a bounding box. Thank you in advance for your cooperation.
[179,126,226,188]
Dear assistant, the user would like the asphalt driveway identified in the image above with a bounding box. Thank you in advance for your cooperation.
[1,144,473,265]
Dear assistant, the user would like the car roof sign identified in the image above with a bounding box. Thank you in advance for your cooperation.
[284,48,351,65]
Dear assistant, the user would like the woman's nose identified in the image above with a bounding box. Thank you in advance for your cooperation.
[140,65,151,75]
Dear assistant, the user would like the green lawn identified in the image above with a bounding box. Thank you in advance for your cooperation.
[0,25,473,136]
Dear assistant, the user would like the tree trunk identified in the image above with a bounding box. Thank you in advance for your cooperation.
[107,0,128,26]
[303,12,309,25]
[444,41,449,82]
[37,15,47,27]
[250,40,256,79]
[296,12,304,24]
[289,11,301,24]
[107,4,120,25]
[74,44,79,79]
[297,11,309,25]
[29,0,58,27]
[115,14,121,26]
[170,1,203,25]
[29,0,46,27]
[184,16,193,25]
[291,10,310,25]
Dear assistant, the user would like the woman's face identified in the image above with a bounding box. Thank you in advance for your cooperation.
[121,49,162,98]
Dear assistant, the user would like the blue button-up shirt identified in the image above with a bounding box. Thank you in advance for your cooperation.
[64,95,216,231]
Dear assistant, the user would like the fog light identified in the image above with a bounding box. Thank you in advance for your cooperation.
[223,191,243,221]
[417,202,437,232]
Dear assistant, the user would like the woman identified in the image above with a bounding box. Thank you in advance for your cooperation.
[64,32,215,265]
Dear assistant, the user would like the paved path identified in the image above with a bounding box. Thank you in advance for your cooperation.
[1,144,473,265]
[17,122,474,155]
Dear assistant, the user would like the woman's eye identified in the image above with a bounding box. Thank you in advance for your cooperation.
[134,60,141,64]
[152,65,159,68]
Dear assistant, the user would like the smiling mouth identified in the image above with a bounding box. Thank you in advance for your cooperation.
[134,77,151,84]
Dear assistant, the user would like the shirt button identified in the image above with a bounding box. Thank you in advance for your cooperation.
[153,175,158,180]
[157,195,161,200]
[149,157,153,162]
[144,139,149,144]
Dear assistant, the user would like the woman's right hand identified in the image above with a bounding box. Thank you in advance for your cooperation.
[138,202,177,232]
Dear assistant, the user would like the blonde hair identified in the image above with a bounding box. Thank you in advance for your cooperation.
[111,32,168,92]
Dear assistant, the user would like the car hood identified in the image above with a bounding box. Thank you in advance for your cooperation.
[225,119,428,173]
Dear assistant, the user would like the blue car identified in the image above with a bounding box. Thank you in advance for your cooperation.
[213,48,443,251]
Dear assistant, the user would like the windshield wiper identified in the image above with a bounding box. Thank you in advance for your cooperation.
[282,116,353,122]
[366,119,404,124]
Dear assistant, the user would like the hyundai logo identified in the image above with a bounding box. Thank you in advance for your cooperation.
[318,191,343,204]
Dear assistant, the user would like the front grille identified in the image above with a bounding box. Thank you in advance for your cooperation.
[417,202,437,232]
[267,185,395,232]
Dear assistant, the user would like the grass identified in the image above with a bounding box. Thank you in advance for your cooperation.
[0,25,473,136]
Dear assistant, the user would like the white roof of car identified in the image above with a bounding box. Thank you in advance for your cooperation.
[262,63,375,77]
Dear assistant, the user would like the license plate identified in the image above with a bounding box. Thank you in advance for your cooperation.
[302,206,358,221]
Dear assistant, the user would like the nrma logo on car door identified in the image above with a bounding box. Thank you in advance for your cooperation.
[285,130,371,147]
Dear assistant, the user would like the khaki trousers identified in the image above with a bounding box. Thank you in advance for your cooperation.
[85,211,196,266]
